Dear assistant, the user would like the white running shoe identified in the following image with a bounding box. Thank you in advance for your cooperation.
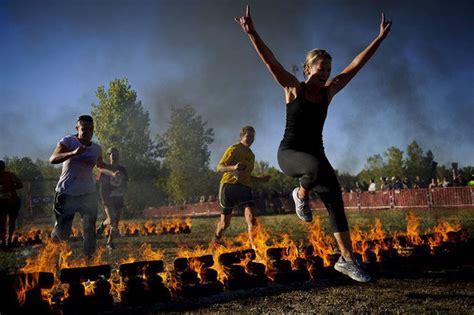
[334,256,371,282]
[292,187,312,222]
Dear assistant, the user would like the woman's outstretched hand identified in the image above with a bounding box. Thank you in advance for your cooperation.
[234,5,255,34]
[379,12,392,39]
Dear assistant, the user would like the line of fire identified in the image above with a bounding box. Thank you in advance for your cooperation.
[1,212,471,314]
[6,218,192,248]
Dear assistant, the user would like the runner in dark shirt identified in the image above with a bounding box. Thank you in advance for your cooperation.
[0,160,23,249]
[97,147,128,250]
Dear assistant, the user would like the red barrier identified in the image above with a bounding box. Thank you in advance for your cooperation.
[393,189,429,208]
[430,187,473,207]
[147,187,474,217]
[359,191,392,209]
[342,192,359,208]
[190,202,220,216]
[308,198,325,210]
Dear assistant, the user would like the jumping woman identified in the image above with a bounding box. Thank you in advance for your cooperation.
[235,5,391,282]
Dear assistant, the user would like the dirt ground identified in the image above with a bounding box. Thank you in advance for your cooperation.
[108,263,474,315]
[202,277,474,314]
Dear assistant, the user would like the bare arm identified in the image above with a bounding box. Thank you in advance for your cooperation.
[49,143,86,164]
[235,5,300,97]
[327,13,392,102]
[217,162,245,173]
[96,149,120,177]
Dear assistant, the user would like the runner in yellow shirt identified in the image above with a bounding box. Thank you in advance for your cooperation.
[212,126,270,248]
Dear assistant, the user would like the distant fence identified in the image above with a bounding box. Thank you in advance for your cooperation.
[19,179,474,220]
[146,187,474,218]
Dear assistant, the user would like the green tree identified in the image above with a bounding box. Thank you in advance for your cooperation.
[92,78,156,165]
[35,159,61,200]
[3,157,49,217]
[404,141,434,184]
[422,150,435,183]
[436,165,450,182]
[461,166,474,181]
[4,156,43,181]
[384,146,404,178]
[35,159,61,180]
[252,161,298,195]
[405,141,424,180]
[161,105,214,203]
[253,160,271,175]
[91,78,164,215]
[358,142,437,188]
[358,154,385,187]
[336,171,360,192]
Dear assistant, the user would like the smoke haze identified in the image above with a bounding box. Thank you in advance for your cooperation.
[1,0,473,173]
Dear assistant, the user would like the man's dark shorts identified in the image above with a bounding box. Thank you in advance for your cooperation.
[53,192,98,221]
[219,183,254,215]
[101,195,124,210]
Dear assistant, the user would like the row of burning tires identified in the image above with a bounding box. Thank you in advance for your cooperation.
[6,225,192,249]
[2,249,324,314]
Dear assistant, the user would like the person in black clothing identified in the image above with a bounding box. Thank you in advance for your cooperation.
[0,160,23,248]
[393,176,404,190]
[235,5,391,282]
[97,147,128,249]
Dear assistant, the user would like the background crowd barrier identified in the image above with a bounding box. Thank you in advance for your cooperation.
[20,180,474,220]
[147,187,474,217]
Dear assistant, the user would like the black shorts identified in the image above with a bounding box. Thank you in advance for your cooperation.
[102,196,124,210]
[219,183,254,215]
[0,199,21,218]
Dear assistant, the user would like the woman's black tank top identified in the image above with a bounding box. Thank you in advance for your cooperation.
[280,82,329,154]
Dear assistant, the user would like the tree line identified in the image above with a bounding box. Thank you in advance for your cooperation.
[4,79,472,216]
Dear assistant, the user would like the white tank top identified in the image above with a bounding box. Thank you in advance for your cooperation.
[55,135,101,196]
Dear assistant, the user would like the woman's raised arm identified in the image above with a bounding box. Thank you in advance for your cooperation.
[235,5,299,91]
[327,13,392,102]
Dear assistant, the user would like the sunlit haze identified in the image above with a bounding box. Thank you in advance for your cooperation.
[1,0,472,173]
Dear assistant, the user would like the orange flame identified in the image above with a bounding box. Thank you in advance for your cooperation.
[307,216,334,266]
[406,212,423,245]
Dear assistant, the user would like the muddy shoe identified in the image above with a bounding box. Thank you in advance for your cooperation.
[292,187,312,222]
[334,256,371,282]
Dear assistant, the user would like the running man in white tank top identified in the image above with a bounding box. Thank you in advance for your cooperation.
[49,115,121,257]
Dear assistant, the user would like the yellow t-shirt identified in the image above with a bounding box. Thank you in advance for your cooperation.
[218,143,255,187]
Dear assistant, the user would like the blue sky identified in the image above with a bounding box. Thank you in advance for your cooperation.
[1,0,473,173]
